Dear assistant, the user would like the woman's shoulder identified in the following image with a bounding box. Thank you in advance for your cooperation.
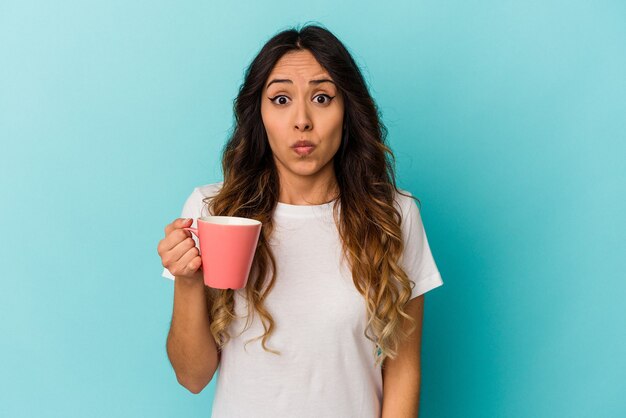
[393,187,424,230]
[393,187,416,210]
[182,181,223,217]
[187,183,416,216]
[194,181,224,198]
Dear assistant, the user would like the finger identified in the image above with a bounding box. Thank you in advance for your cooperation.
[159,230,183,254]
[161,223,193,254]
[173,246,202,277]
[159,229,194,262]
[164,217,192,236]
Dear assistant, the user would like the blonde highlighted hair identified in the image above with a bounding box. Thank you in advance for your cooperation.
[202,23,421,368]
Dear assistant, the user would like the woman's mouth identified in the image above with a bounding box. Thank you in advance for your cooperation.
[293,146,315,156]
[291,140,316,156]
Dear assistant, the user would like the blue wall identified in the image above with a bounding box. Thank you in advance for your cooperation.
[1,1,624,417]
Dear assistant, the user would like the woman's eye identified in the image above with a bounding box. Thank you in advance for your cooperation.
[270,95,289,105]
[269,94,334,106]
[314,94,333,104]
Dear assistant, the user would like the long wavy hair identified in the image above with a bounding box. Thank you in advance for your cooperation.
[202,23,421,368]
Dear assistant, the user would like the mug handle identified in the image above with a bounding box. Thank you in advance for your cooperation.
[183,227,197,236]
[183,227,201,256]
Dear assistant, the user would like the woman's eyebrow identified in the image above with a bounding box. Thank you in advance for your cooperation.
[266,78,335,89]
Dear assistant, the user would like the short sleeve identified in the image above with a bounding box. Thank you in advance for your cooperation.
[162,187,203,281]
[399,193,444,300]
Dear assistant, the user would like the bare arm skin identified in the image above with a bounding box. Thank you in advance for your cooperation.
[381,294,424,417]
[166,272,220,394]
[159,218,220,394]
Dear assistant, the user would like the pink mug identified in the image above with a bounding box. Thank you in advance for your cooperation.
[184,216,262,289]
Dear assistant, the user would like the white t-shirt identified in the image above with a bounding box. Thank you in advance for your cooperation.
[162,182,443,418]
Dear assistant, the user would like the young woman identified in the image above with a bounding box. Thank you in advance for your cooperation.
[158,24,443,418]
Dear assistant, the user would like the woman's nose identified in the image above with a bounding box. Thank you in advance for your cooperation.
[295,121,311,131]
[294,103,312,131]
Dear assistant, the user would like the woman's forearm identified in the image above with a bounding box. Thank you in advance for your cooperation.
[166,272,219,393]
[381,370,421,417]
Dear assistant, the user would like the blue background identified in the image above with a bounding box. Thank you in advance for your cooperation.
[1,1,624,417]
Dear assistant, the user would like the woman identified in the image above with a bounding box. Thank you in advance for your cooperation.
[158,23,443,418]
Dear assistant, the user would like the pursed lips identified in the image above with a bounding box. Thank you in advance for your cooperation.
[291,140,315,148]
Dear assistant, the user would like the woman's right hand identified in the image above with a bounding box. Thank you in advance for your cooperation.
[158,218,203,280]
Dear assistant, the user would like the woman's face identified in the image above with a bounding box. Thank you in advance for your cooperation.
[261,49,344,184]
